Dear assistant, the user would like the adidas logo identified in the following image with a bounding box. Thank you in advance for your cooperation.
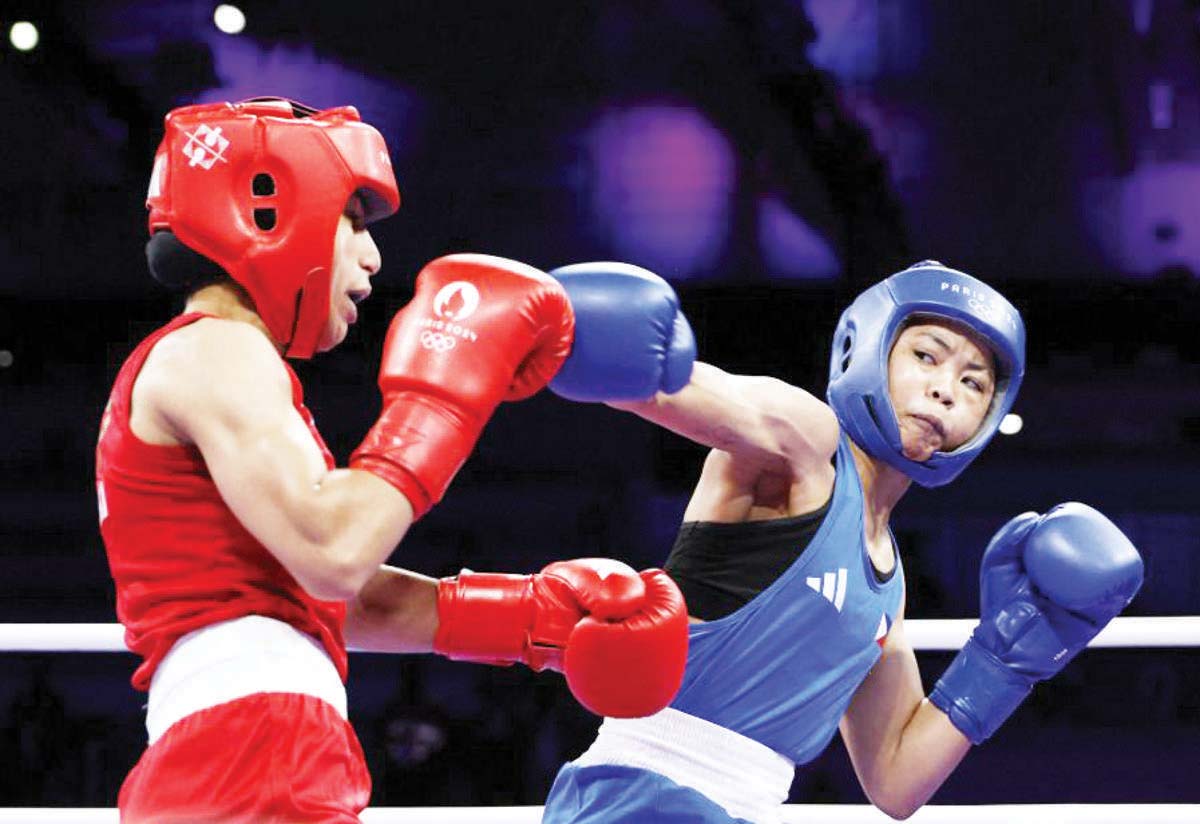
[806,568,848,612]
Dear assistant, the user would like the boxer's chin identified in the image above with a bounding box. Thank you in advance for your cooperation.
[315,318,348,353]
[898,422,939,462]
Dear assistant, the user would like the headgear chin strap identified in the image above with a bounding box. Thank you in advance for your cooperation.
[145,98,401,359]
[826,261,1026,487]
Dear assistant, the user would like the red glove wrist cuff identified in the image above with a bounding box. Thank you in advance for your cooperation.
[350,392,484,520]
[349,455,432,519]
[434,572,535,665]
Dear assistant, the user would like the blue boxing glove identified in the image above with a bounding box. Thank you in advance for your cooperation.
[548,262,696,402]
[929,502,1143,744]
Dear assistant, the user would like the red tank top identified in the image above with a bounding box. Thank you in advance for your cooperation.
[96,312,348,691]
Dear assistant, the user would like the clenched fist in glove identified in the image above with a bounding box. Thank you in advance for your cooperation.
[351,254,574,517]
[929,502,1143,744]
[548,262,695,402]
[434,558,689,718]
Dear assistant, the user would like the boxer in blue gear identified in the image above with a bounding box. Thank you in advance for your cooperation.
[541,261,1143,823]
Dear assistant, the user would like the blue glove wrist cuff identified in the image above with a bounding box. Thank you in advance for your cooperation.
[929,637,1034,745]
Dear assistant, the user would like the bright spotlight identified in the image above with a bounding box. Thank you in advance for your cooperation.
[214,4,246,35]
[9,21,39,51]
[999,413,1023,436]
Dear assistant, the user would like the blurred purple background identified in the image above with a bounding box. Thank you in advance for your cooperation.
[0,0,1197,809]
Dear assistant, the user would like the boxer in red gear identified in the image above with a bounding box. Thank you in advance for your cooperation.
[98,99,686,824]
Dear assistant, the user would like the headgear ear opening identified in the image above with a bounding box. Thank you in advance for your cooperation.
[825,261,1026,487]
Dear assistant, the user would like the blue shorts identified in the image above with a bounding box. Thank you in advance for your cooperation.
[542,763,752,824]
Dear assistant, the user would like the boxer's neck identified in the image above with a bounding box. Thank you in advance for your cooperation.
[849,440,910,541]
[185,282,283,354]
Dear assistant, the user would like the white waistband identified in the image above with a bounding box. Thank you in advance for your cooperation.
[146,615,347,745]
[573,707,795,824]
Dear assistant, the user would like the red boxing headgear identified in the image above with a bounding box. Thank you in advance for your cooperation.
[146,98,401,358]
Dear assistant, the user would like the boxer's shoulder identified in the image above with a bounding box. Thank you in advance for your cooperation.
[135,317,291,444]
[148,317,285,386]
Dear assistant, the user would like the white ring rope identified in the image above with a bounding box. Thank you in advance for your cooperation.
[0,805,1196,823]
[2,624,1193,821]
[905,615,1200,650]
[0,616,1195,653]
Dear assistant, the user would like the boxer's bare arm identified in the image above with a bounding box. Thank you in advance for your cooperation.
[344,565,438,652]
[138,318,414,602]
[838,599,970,819]
[609,361,840,473]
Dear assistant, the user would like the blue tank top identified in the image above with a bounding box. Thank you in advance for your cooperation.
[670,432,905,765]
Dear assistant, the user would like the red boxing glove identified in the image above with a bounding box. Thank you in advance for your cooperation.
[435,559,689,718]
[351,254,574,517]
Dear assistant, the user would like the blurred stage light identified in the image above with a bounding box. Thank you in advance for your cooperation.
[586,105,735,279]
[9,21,39,51]
[999,414,1023,436]
[1085,161,1200,276]
[0,350,13,369]
[214,4,246,35]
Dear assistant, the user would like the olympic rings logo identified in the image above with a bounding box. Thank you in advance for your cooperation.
[420,331,457,352]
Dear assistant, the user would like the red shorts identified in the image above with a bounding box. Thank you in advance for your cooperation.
[119,692,371,823]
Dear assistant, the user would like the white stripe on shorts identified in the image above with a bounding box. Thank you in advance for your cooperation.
[573,707,795,824]
[146,615,347,745]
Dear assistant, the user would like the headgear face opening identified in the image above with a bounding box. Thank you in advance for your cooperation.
[146,98,401,359]
[826,261,1026,487]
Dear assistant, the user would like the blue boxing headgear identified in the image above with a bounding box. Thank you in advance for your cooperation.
[827,261,1025,487]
